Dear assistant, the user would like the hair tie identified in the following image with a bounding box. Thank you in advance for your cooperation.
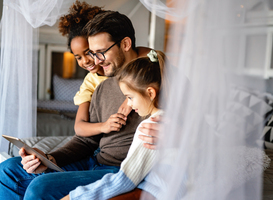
[147,50,158,62]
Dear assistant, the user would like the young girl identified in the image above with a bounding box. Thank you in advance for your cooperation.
[59,1,151,136]
[58,1,110,136]
[61,49,166,200]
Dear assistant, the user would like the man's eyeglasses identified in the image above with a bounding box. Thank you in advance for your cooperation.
[88,40,121,61]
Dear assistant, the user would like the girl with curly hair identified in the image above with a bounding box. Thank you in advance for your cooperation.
[59,1,133,137]
[59,1,152,137]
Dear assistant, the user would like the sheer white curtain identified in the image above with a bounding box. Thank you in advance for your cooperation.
[140,0,269,199]
[0,0,74,152]
[0,0,270,198]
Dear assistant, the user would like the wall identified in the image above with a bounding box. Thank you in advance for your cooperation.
[0,0,2,21]
[38,0,165,51]
[37,0,166,99]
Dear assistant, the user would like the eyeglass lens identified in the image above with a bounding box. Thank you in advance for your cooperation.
[88,40,121,61]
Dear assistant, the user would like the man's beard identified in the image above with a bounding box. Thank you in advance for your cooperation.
[104,49,126,77]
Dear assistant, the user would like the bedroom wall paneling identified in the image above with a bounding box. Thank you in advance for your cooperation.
[222,27,271,78]
[45,45,69,100]
[38,44,46,100]
[238,27,273,78]
[237,1,273,78]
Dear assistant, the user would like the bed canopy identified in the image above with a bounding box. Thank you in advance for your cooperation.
[0,0,74,152]
[0,0,270,199]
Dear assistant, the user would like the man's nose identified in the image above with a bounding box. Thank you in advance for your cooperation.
[94,56,103,65]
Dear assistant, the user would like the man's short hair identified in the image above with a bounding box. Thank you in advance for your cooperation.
[83,11,136,50]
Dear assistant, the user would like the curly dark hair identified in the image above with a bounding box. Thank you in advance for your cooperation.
[58,0,104,50]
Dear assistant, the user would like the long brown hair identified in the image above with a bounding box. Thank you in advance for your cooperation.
[117,50,166,109]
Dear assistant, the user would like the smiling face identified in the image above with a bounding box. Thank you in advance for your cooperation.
[88,32,125,77]
[70,36,104,75]
[119,82,157,117]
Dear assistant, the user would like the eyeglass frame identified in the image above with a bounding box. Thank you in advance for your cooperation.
[88,39,122,62]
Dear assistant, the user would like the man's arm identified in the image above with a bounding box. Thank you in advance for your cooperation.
[19,135,101,174]
[50,134,101,167]
[138,115,161,150]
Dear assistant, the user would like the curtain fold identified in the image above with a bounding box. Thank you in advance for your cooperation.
[0,0,74,152]
[140,0,269,199]
[0,0,269,199]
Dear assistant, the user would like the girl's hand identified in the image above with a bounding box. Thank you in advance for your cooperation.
[117,99,132,116]
[19,148,48,174]
[138,115,161,150]
[101,113,127,133]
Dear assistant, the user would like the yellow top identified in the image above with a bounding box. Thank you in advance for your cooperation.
[73,72,107,105]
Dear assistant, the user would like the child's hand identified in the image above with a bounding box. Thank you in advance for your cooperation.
[101,113,127,133]
[117,99,132,116]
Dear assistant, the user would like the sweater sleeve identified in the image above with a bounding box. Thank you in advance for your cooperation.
[69,121,156,200]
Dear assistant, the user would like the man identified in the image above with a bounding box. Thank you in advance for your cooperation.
[0,10,159,200]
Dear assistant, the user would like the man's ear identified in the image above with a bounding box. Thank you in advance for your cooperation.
[146,87,157,101]
[121,37,132,52]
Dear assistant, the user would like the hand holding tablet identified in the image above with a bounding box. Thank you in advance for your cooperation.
[2,135,64,172]
[19,148,49,174]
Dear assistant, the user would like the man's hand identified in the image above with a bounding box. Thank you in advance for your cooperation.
[117,99,132,116]
[138,115,161,150]
[101,113,127,133]
[19,148,48,174]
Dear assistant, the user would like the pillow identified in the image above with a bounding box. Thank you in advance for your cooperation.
[53,75,82,101]
[207,86,273,141]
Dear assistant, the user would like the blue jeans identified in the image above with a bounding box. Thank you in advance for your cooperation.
[0,156,120,200]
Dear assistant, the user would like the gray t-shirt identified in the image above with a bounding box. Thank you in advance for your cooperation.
[51,77,142,167]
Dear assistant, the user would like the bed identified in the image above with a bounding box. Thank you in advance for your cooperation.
[36,75,82,137]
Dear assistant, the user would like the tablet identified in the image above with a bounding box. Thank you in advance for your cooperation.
[2,135,64,172]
